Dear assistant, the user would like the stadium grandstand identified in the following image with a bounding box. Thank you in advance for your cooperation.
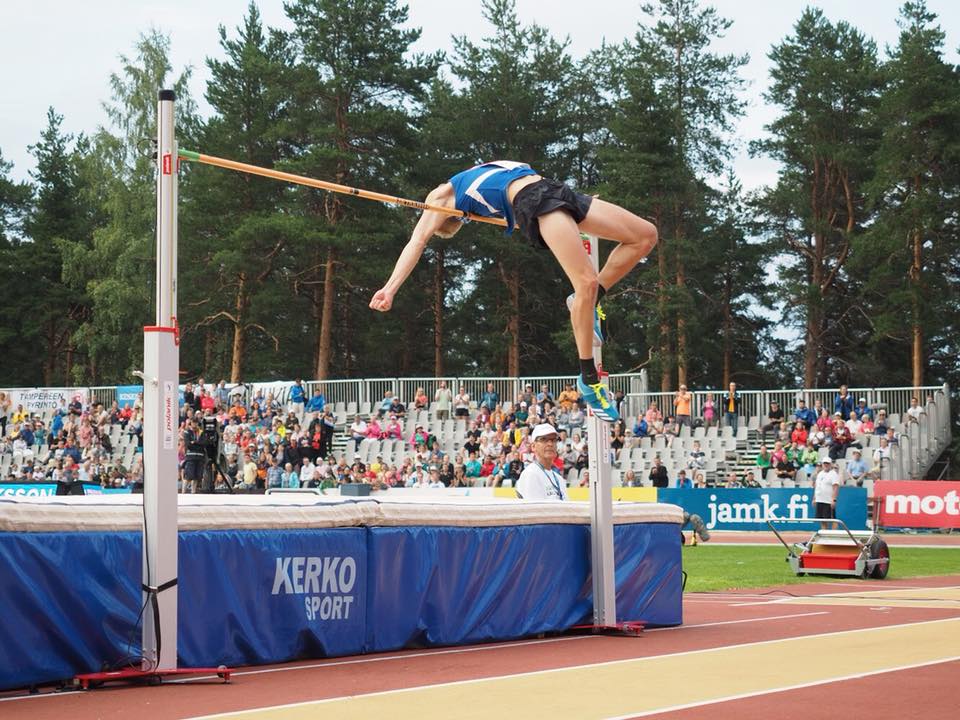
[1,376,951,495]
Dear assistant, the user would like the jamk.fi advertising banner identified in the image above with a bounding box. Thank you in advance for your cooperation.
[875,480,960,529]
[658,487,868,531]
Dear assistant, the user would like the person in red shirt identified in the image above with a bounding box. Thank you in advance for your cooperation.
[829,416,853,461]
[200,389,216,412]
[790,421,808,447]
[480,456,495,478]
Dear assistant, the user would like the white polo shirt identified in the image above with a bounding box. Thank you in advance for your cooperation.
[814,467,840,504]
[516,461,568,501]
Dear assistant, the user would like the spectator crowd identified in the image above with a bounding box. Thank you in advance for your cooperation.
[0,379,934,496]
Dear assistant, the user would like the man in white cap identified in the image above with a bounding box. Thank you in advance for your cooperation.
[516,423,568,500]
[813,457,841,519]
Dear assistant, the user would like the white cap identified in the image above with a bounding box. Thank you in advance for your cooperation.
[531,423,558,441]
[822,457,833,464]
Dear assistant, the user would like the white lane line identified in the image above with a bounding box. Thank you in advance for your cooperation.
[818,584,960,598]
[2,611,833,702]
[0,636,597,702]
[647,611,829,632]
[817,582,923,588]
[730,598,795,607]
[167,612,829,684]
[183,617,957,720]
[601,655,960,719]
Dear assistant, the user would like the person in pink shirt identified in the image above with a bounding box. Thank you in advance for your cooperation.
[365,417,383,439]
[701,392,716,427]
[385,415,403,440]
[644,401,662,427]
[816,409,833,432]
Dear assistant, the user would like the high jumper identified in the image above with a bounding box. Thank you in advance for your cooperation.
[369,161,658,422]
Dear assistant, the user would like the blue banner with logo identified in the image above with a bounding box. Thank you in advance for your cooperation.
[658,487,868,531]
[0,521,680,689]
[178,529,367,666]
[115,385,142,408]
[366,522,681,651]
[0,483,57,497]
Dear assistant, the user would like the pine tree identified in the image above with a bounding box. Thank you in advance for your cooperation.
[442,0,580,376]
[601,0,747,390]
[754,8,882,388]
[282,0,441,380]
[179,3,302,383]
[22,110,95,384]
[64,31,197,383]
[0,150,34,385]
[852,1,960,388]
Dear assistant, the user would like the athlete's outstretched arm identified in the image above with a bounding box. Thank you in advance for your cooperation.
[369,183,455,312]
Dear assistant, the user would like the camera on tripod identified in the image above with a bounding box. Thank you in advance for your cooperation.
[199,415,222,460]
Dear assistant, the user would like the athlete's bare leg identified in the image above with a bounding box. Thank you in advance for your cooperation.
[577,198,657,291]
[537,209,598,361]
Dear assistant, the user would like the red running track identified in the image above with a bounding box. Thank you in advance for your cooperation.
[2,575,958,720]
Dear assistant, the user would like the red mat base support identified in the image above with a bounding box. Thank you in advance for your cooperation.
[73,666,232,689]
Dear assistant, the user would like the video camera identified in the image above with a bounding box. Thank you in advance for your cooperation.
[199,415,222,460]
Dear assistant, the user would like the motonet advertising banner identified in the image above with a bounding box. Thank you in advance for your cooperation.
[658,487,868,531]
[875,480,960,529]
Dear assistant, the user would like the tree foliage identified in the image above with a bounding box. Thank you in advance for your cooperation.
[2,0,957,399]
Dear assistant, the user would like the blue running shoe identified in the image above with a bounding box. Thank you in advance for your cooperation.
[577,375,619,422]
[566,293,604,346]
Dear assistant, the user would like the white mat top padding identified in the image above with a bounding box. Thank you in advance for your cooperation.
[0,494,683,532]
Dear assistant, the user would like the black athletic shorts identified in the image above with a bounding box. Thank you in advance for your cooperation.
[815,502,835,519]
[512,178,593,247]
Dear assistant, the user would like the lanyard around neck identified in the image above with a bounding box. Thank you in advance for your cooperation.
[537,462,563,499]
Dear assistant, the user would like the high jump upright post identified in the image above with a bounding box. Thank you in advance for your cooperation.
[583,234,618,629]
[140,88,180,670]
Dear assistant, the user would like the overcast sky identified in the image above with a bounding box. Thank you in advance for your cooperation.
[2,0,958,191]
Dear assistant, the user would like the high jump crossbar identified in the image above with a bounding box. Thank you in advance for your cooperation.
[177,149,510,228]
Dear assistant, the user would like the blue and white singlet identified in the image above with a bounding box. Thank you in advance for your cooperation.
[448,161,538,234]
